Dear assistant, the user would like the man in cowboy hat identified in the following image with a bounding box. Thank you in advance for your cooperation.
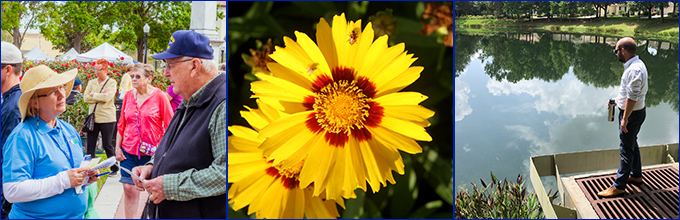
[1,41,24,218]
[132,30,226,218]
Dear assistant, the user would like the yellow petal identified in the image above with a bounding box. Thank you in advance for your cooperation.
[228,136,260,153]
[250,80,305,103]
[332,13,348,67]
[357,139,385,192]
[228,125,259,142]
[382,105,434,127]
[356,35,388,79]
[228,160,269,182]
[369,126,423,154]
[256,73,315,97]
[316,17,338,70]
[379,116,432,141]
[298,135,335,196]
[263,125,318,170]
[268,37,315,81]
[353,22,374,73]
[267,62,313,91]
[375,66,424,97]
[295,31,332,77]
[345,19,362,68]
[374,91,429,105]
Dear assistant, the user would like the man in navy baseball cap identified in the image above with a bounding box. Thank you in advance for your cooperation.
[133,30,226,218]
[151,30,213,60]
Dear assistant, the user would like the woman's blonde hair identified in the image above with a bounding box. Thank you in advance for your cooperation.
[25,93,39,119]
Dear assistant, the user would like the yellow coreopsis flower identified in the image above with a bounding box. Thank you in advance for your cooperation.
[228,100,345,219]
[250,13,434,200]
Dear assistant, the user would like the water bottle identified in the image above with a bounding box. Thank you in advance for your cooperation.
[608,98,616,122]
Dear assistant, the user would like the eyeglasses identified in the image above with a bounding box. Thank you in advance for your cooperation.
[95,68,105,71]
[37,84,67,98]
[130,74,144,79]
[613,48,621,54]
[164,59,194,69]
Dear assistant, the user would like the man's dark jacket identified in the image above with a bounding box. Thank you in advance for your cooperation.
[150,73,226,218]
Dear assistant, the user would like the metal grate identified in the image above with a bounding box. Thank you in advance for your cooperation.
[575,166,679,219]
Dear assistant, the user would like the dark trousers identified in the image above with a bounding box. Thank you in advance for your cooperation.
[613,108,645,189]
[87,122,118,172]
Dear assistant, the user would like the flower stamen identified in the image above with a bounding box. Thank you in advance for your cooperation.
[314,80,370,133]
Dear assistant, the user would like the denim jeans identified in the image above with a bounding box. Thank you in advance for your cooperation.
[613,108,645,190]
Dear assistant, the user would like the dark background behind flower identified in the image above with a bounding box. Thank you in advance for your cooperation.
[228,1,453,219]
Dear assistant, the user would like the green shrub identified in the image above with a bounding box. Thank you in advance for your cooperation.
[455,172,558,219]
[550,25,560,32]
[567,27,575,31]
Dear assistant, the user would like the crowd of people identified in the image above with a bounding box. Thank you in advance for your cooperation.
[0,30,226,219]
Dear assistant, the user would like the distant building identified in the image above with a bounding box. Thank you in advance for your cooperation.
[2,32,61,58]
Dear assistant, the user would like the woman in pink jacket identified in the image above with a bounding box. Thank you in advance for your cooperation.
[115,63,173,218]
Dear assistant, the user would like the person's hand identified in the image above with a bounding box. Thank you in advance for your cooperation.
[102,88,110,93]
[86,170,100,184]
[66,167,91,188]
[115,148,126,161]
[621,118,629,133]
[89,92,95,97]
[132,164,153,191]
[144,176,165,204]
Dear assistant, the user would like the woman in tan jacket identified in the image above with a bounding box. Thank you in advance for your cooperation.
[83,58,119,175]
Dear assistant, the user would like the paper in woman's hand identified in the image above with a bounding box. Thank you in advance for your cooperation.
[90,157,117,171]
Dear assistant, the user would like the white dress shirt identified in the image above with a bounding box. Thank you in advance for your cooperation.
[616,55,648,110]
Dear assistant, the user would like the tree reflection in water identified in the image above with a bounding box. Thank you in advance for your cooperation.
[456,32,679,113]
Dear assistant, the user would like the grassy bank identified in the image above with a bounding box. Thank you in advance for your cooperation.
[456,17,679,42]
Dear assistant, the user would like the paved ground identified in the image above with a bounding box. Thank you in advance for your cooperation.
[92,173,148,219]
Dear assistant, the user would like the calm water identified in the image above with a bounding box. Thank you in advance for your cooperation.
[454,32,679,192]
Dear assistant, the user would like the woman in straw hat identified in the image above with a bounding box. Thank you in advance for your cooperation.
[1,65,100,219]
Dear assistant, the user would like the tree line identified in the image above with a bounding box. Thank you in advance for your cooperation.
[455,32,680,112]
[1,1,225,61]
[455,1,678,22]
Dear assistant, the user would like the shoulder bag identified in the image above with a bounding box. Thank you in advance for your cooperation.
[82,78,110,133]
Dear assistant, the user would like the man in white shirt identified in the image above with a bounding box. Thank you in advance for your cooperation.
[598,37,648,198]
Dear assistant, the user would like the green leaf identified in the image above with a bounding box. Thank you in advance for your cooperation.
[342,188,366,219]
[408,200,443,219]
[389,153,417,218]
[413,147,454,205]
[360,196,383,219]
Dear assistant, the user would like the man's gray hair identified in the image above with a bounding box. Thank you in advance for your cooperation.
[200,58,217,73]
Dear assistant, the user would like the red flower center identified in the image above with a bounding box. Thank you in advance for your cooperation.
[303,66,384,147]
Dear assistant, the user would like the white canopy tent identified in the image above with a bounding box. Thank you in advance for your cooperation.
[23,46,55,62]
[59,48,80,60]
[76,42,134,64]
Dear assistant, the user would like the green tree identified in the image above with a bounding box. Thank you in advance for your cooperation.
[633,1,666,19]
[578,1,597,17]
[558,1,579,21]
[455,1,473,17]
[108,1,192,62]
[592,1,620,19]
[654,1,670,22]
[455,33,480,76]
[39,1,120,53]
[535,1,553,20]
[1,1,48,48]
[487,1,505,18]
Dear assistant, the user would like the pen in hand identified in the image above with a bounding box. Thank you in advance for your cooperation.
[96,172,110,177]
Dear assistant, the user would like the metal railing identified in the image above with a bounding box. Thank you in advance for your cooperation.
[530,143,679,218]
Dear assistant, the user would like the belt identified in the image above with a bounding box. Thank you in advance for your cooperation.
[618,107,645,113]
